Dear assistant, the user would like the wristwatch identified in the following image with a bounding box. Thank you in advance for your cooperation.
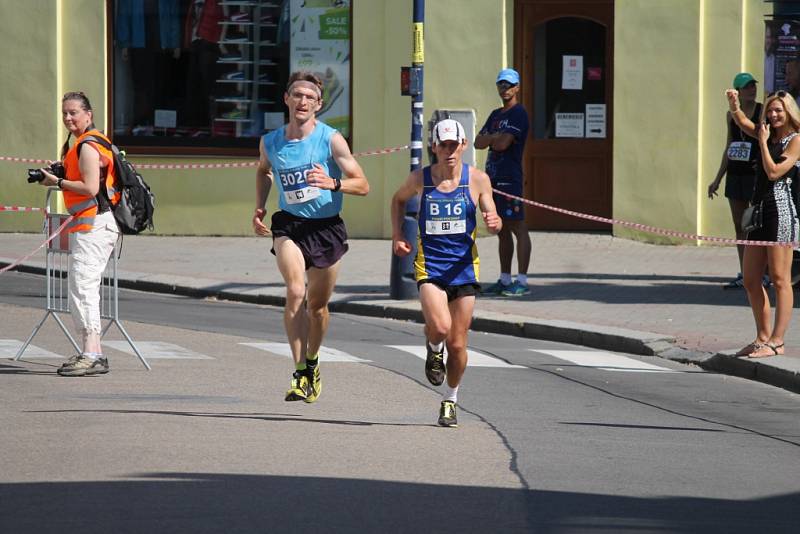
[57,178,64,189]
[333,178,342,192]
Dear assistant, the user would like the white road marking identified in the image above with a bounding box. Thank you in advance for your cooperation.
[388,345,524,368]
[103,341,214,360]
[239,342,371,363]
[0,339,63,359]
[532,349,678,373]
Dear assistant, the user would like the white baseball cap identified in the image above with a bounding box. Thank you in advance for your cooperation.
[432,119,466,144]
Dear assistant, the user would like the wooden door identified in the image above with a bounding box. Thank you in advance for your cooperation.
[515,0,614,230]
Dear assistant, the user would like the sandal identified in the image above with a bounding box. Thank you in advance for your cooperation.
[747,342,784,358]
[735,341,764,356]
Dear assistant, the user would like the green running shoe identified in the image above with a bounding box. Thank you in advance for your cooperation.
[501,281,531,297]
[425,344,446,386]
[305,363,321,403]
[438,400,458,427]
[285,371,309,402]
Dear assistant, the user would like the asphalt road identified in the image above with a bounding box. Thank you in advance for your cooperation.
[1,272,799,533]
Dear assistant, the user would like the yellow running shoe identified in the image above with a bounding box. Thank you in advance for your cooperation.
[305,363,322,403]
[438,400,458,427]
[285,371,309,402]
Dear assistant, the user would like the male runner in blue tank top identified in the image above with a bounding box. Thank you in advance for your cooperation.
[253,71,369,403]
[391,119,502,427]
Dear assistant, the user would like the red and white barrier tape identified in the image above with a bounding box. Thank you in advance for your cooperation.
[4,144,790,249]
[0,215,73,274]
[0,206,44,212]
[0,144,410,171]
[494,190,798,248]
[0,156,51,164]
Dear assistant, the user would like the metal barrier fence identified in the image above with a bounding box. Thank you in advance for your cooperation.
[14,188,150,369]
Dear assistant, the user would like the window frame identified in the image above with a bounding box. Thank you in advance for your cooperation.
[105,0,353,157]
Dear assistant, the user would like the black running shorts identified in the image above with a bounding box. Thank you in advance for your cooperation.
[417,279,481,302]
[270,210,349,270]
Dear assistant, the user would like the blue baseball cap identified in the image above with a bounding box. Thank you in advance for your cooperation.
[496,68,520,85]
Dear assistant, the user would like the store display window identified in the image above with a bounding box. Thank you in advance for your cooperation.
[111,0,351,153]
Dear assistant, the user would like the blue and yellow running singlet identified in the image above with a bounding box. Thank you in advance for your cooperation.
[414,163,479,285]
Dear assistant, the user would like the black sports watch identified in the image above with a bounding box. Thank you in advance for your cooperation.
[57,178,64,189]
[333,178,342,192]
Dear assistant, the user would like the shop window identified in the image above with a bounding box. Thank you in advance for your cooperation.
[532,17,606,139]
[111,0,351,154]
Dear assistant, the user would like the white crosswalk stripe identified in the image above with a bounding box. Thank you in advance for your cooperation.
[103,341,214,360]
[531,349,679,373]
[239,342,371,362]
[0,339,63,359]
[388,345,524,368]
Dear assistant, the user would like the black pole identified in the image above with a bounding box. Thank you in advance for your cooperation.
[390,0,424,299]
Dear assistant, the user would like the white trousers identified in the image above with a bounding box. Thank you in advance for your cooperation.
[69,211,119,336]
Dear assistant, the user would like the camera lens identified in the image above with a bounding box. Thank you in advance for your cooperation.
[27,169,44,183]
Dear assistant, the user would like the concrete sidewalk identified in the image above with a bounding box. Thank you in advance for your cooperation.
[1,231,799,393]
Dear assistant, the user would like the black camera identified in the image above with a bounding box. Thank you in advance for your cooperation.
[27,162,65,183]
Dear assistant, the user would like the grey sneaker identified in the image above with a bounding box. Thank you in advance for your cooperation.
[438,400,458,427]
[57,355,109,377]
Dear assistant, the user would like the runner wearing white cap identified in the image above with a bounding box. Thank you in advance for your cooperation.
[391,118,502,427]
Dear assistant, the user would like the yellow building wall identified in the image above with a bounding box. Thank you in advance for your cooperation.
[614,0,769,244]
[5,1,771,241]
[1,0,513,237]
[353,0,513,238]
[1,3,61,233]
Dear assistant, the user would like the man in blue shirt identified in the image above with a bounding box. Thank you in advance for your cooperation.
[474,68,532,296]
[253,71,369,403]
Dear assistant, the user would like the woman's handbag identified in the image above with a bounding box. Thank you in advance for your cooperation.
[741,202,764,233]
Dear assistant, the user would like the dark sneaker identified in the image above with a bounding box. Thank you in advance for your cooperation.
[722,274,744,290]
[438,400,458,427]
[285,371,309,401]
[425,344,446,386]
[305,363,321,403]
[482,279,509,296]
[57,355,109,377]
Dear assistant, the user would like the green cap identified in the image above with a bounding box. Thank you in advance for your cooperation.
[733,72,757,89]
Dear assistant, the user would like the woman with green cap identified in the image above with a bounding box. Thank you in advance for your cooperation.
[708,72,763,289]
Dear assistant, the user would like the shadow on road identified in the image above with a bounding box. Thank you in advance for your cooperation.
[1,473,796,533]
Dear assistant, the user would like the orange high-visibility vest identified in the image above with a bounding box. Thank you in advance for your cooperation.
[62,130,120,233]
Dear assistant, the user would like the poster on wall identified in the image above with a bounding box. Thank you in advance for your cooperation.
[765,18,800,96]
[585,104,606,138]
[290,0,351,136]
[555,113,584,138]
[562,55,583,90]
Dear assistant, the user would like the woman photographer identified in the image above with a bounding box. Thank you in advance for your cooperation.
[37,91,120,376]
[727,89,800,357]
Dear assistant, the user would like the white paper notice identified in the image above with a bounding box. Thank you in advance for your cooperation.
[585,104,606,138]
[562,55,583,90]
[555,113,584,138]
